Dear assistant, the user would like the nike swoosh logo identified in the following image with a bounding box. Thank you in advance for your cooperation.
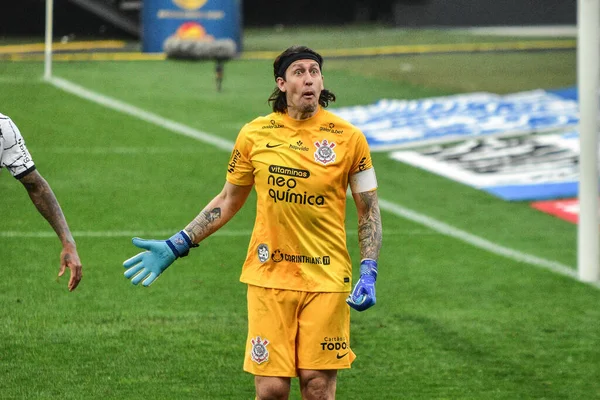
[336,352,349,359]
[266,143,283,148]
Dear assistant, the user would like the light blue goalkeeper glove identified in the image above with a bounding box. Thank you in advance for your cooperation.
[123,230,197,287]
[346,259,378,312]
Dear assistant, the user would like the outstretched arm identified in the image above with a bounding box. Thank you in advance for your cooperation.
[123,181,253,286]
[19,170,82,291]
[184,181,253,244]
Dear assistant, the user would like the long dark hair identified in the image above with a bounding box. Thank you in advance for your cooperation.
[267,45,336,114]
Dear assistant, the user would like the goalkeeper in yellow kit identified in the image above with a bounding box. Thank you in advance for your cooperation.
[123,45,382,400]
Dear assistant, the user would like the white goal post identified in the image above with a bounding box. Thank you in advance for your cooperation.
[577,0,600,282]
[44,0,54,80]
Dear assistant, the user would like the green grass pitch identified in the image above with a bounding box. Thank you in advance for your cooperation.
[0,26,597,399]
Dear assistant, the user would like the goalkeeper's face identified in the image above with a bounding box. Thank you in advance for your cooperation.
[277,59,324,118]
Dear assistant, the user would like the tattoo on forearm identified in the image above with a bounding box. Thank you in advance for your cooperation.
[185,207,222,242]
[206,208,222,222]
[358,191,382,260]
[22,173,73,244]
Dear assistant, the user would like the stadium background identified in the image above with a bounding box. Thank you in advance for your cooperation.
[1,0,576,37]
[1,1,598,399]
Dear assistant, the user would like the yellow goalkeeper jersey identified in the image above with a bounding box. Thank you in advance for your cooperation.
[227,106,374,292]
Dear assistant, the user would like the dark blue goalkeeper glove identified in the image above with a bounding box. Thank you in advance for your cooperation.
[346,259,378,311]
[123,230,197,287]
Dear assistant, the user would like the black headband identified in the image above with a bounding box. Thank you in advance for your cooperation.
[276,52,322,79]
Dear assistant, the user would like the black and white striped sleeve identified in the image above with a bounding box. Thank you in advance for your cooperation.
[0,114,36,179]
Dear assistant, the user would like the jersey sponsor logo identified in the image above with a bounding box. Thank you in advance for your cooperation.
[270,249,331,265]
[358,157,368,171]
[271,249,284,262]
[314,139,336,165]
[289,140,309,152]
[16,138,31,164]
[319,122,344,134]
[257,243,269,263]
[262,119,285,129]
[250,336,270,364]
[228,148,242,173]
[267,174,326,206]
[268,165,310,178]
[321,336,349,357]
[266,142,283,148]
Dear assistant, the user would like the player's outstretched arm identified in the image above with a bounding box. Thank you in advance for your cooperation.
[347,189,382,311]
[184,181,253,243]
[19,170,83,291]
[123,181,253,287]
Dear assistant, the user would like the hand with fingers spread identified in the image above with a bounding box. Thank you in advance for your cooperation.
[346,259,378,312]
[58,242,83,291]
[123,230,196,287]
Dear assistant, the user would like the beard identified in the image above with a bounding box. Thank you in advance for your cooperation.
[300,102,317,114]
[286,93,320,119]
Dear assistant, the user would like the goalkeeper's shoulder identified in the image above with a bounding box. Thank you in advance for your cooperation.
[242,112,280,129]
[320,109,366,138]
[235,118,263,139]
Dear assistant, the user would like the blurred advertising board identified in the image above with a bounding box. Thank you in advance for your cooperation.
[531,199,581,224]
[331,89,578,151]
[389,131,589,201]
[142,0,241,53]
[337,86,595,202]
[531,198,600,224]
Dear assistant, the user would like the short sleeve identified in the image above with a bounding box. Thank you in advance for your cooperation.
[0,115,36,179]
[349,130,373,175]
[226,125,254,186]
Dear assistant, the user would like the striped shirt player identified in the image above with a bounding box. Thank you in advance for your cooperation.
[1,113,83,291]
[123,45,383,400]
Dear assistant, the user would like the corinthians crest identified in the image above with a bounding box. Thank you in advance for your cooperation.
[314,139,336,165]
[250,336,270,364]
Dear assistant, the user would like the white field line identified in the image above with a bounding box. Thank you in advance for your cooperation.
[38,147,212,154]
[0,229,434,238]
[1,230,252,238]
[49,77,234,152]
[46,76,596,288]
[378,199,600,289]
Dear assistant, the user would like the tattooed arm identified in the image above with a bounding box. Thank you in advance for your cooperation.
[19,170,82,291]
[122,181,252,287]
[346,189,382,311]
[184,181,253,244]
[352,189,382,261]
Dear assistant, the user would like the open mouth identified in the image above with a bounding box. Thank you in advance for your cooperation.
[302,91,315,99]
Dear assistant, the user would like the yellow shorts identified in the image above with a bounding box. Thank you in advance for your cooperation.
[243,285,356,377]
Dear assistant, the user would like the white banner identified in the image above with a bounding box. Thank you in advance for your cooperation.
[332,90,579,151]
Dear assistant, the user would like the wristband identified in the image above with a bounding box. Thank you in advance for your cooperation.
[360,258,378,281]
[166,230,198,258]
